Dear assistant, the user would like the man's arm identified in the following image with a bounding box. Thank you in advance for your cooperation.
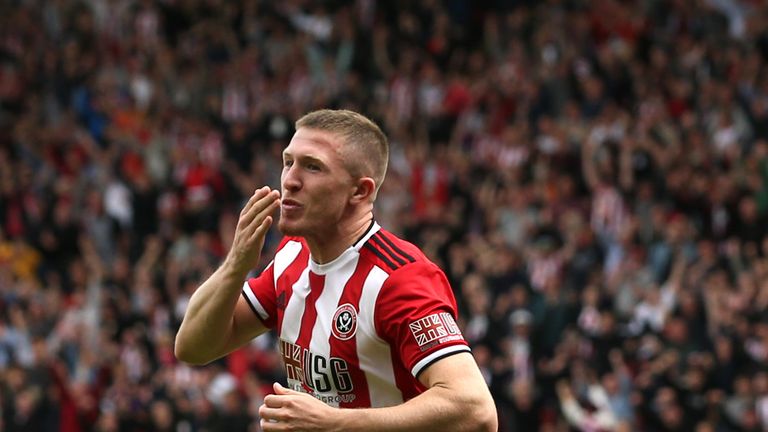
[258,352,498,432]
[175,187,280,365]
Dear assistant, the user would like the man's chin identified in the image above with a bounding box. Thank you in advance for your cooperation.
[277,220,302,236]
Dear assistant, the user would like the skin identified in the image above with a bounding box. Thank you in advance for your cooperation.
[175,127,497,432]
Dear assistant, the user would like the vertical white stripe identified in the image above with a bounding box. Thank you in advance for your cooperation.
[307,255,361,407]
[357,266,403,407]
[280,267,310,343]
[274,241,303,280]
[274,241,306,345]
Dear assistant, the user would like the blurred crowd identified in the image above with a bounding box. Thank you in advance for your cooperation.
[1,0,768,431]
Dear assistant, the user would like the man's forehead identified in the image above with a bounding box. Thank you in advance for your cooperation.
[285,128,343,151]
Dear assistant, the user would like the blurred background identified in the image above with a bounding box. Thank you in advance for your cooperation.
[1,0,768,430]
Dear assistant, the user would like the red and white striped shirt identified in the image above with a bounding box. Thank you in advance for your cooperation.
[242,222,469,408]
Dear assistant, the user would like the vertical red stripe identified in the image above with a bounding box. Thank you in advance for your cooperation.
[329,259,374,408]
[295,272,325,345]
[275,246,310,333]
[389,353,426,401]
[294,271,325,392]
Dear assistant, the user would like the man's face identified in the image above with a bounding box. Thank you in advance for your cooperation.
[278,128,356,238]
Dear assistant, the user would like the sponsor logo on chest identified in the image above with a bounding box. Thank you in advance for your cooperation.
[279,340,355,398]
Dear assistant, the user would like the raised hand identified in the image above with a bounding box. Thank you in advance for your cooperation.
[226,186,281,275]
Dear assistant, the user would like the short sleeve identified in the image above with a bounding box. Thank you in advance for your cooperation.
[242,262,277,329]
[374,262,470,378]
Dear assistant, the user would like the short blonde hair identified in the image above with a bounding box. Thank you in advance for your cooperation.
[296,109,389,197]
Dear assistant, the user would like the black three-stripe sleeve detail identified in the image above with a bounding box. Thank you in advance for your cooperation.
[371,234,408,266]
[363,243,398,271]
[377,232,416,263]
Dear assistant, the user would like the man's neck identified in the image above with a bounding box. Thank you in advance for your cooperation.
[306,213,374,264]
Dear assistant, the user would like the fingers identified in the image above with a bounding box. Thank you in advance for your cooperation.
[248,215,273,243]
[239,186,270,217]
[259,399,290,432]
[259,388,330,431]
[242,188,280,222]
[227,187,279,269]
[260,417,286,431]
[239,187,280,234]
[263,394,285,408]
[273,382,301,395]
[259,405,288,421]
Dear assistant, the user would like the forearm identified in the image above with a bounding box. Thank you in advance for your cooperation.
[337,384,496,432]
[560,396,587,428]
[175,259,247,364]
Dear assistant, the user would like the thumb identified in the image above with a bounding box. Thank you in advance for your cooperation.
[273,382,302,395]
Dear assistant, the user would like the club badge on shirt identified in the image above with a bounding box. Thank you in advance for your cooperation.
[332,303,358,340]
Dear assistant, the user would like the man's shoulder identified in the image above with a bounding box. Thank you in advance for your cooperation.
[359,228,433,274]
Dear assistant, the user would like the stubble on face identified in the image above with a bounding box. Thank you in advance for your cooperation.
[276,129,356,238]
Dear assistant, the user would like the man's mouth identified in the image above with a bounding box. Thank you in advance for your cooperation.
[281,199,303,211]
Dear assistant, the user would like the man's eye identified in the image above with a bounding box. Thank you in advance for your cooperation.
[307,163,320,171]
[283,160,293,168]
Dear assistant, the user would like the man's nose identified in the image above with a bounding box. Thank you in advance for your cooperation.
[282,165,301,190]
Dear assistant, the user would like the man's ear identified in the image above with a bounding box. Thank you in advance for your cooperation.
[350,177,376,204]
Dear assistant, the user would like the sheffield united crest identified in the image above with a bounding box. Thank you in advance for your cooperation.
[332,303,358,340]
